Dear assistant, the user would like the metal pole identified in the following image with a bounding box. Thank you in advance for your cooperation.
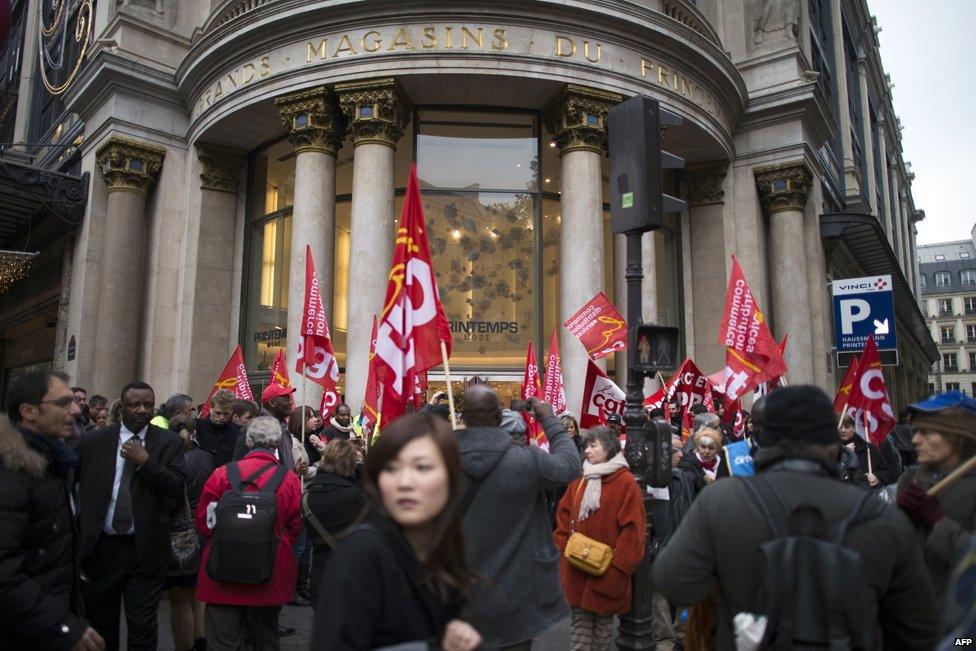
[618,230,655,649]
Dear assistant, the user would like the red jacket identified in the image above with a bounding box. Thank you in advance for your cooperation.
[554,468,647,615]
[195,450,302,606]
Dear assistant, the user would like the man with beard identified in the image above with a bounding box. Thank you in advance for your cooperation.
[321,404,354,442]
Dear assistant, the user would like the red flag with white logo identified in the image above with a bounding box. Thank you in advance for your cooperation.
[270,348,295,409]
[374,165,452,425]
[521,342,547,449]
[845,336,896,446]
[718,256,788,400]
[542,329,568,415]
[295,245,341,411]
[664,358,710,409]
[200,346,254,418]
[362,315,381,428]
[580,359,626,429]
[563,292,628,360]
[833,355,860,414]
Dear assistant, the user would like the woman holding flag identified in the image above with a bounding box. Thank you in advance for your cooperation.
[838,413,897,489]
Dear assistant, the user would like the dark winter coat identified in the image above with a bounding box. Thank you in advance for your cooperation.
[456,416,581,647]
[231,410,294,469]
[170,441,214,520]
[312,514,463,650]
[194,418,239,468]
[840,435,898,488]
[0,418,87,650]
[652,448,938,650]
[303,471,366,602]
[889,422,916,468]
[322,422,353,442]
[898,464,976,603]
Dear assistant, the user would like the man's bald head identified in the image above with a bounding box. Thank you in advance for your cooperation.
[462,385,502,428]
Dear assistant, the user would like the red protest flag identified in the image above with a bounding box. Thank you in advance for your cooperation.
[680,405,694,443]
[270,348,295,409]
[845,336,896,446]
[833,355,860,413]
[521,342,547,449]
[665,358,710,410]
[542,328,568,414]
[362,315,381,428]
[200,346,253,417]
[374,164,452,425]
[718,256,788,400]
[563,292,628,360]
[580,359,626,429]
[295,245,341,411]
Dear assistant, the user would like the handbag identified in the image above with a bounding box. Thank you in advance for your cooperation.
[563,479,614,577]
[168,487,201,576]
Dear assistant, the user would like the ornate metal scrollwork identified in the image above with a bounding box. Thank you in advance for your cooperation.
[39,0,95,96]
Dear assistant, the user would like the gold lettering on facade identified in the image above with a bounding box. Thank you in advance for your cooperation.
[422,26,438,49]
[556,35,575,57]
[583,41,601,63]
[226,73,237,88]
[334,34,357,57]
[491,28,508,50]
[388,27,415,51]
[641,58,653,77]
[242,63,256,84]
[658,65,669,85]
[444,26,453,49]
[362,30,382,52]
[461,27,483,50]
[214,81,224,99]
[308,39,327,62]
[260,56,270,76]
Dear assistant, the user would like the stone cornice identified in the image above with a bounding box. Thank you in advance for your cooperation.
[336,78,412,148]
[274,86,345,156]
[95,136,166,195]
[684,161,728,207]
[196,144,245,193]
[754,160,812,214]
[542,84,621,156]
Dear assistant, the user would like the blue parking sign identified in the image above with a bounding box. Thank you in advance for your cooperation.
[832,275,897,352]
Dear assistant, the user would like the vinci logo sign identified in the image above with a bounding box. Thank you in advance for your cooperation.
[832,274,897,352]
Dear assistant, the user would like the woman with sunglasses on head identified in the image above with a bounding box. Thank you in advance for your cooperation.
[312,414,482,651]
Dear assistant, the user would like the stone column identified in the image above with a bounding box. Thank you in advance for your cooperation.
[889,162,902,260]
[91,137,165,395]
[179,145,244,398]
[898,189,910,275]
[876,120,893,239]
[685,162,729,374]
[337,78,412,414]
[830,0,856,187]
[857,56,877,214]
[755,161,815,384]
[543,84,621,412]
[275,87,344,408]
[13,0,42,146]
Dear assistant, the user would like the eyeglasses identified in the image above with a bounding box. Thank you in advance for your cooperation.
[39,397,75,408]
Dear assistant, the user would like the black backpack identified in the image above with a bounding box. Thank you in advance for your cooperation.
[206,460,288,584]
[740,475,880,650]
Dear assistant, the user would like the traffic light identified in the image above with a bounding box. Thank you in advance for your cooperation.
[632,324,681,375]
[608,95,686,235]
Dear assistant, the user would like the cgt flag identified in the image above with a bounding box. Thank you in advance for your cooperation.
[295,245,340,414]
[563,292,628,360]
[718,256,787,400]
[833,354,860,413]
[542,329,568,415]
[270,348,294,409]
[362,315,381,429]
[374,164,452,425]
[845,336,896,446]
[521,342,547,449]
[200,345,253,418]
[665,358,710,409]
[580,359,626,429]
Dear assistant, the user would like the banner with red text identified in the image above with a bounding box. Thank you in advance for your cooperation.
[580,359,627,429]
[200,346,253,418]
[295,246,340,411]
[521,342,547,449]
[542,329,568,414]
[664,358,711,409]
[563,292,628,360]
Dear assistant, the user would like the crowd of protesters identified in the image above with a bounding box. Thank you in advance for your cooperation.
[0,368,974,651]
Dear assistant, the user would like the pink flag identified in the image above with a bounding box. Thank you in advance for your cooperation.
[542,329,568,414]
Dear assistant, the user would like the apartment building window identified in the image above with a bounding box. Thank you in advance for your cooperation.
[940,298,953,316]
[968,324,976,342]
[969,352,976,369]
[946,382,961,392]
[961,269,976,286]
[944,353,959,372]
[935,272,951,288]
[967,297,976,314]
[919,274,926,290]
[962,252,972,259]
[941,326,956,344]
[928,383,935,394]
[972,382,976,396]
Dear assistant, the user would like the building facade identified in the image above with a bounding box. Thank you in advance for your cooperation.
[919,228,976,396]
[0,0,936,412]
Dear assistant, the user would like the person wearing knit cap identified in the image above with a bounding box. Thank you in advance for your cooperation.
[897,390,976,603]
[653,385,937,649]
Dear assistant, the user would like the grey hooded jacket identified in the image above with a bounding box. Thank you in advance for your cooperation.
[456,416,581,647]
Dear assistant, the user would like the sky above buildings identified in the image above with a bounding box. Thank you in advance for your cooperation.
[871,0,976,244]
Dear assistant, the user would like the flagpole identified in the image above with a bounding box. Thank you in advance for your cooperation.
[837,403,848,430]
[301,369,308,490]
[371,383,384,454]
[927,454,976,496]
[440,340,458,429]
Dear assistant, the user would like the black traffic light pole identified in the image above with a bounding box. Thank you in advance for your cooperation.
[609,94,685,650]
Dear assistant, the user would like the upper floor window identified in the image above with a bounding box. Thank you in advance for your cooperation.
[961,252,972,259]
[968,324,976,342]
[944,353,959,372]
[935,271,951,288]
[940,298,953,315]
[961,269,976,286]
[966,297,976,314]
[920,274,926,290]
[935,254,946,261]
[941,326,955,344]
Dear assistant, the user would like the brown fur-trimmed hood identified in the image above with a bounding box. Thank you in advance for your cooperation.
[0,416,48,478]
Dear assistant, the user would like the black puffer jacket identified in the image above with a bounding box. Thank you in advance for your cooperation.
[839,435,898,488]
[195,418,239,468]
[303,471,366,603]
[0,417,88,650]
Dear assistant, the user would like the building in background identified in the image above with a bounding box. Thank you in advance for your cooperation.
[919,227,976,396]
[0,0,936,410]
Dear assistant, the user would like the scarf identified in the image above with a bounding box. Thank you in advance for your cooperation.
[695,450,719,479]
[330,417,353,433]
[578,452,629,521]
[22,429,77,478]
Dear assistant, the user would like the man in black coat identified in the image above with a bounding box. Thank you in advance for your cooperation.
[76,381,186,650]
[0,370,104,651]
[194,388,239,468]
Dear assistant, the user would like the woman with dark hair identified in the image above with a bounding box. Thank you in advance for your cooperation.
[312,414,482,651]
[838,413,897,489]
[554,427,646,650]
[304,439,366,605]
[287,405,324,477]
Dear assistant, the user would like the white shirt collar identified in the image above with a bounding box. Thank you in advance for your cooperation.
[120,422,148,441]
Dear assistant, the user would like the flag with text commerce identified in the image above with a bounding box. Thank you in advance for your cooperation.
[718,256,787,400]
[295,245,341,412]
[542,328,568,415]
[845,336,896,446]
[521,342,546,448]
[833,354,860,413]
[200,345,253,418]
[563,292,628,360]
[375,164,452,425]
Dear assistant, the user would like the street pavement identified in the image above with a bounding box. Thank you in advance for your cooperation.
[156,598,572,649]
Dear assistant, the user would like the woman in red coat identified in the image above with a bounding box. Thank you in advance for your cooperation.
[555,427,647,650]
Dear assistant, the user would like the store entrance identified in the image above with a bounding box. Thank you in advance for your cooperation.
[424,374,526,412]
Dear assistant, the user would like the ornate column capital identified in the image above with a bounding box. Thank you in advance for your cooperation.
[196,144,244,193]
[684,161,728,207]
[336,78,412,148]
[95,137,165,195]
[754,160,813,214]
[275,86,345,156]
[543,84,622,156]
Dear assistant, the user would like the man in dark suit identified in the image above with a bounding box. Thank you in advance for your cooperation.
[76,381,186,650]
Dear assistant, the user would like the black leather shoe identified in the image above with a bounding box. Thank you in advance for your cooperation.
[289,593,312,607]
[278,624,296,637]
